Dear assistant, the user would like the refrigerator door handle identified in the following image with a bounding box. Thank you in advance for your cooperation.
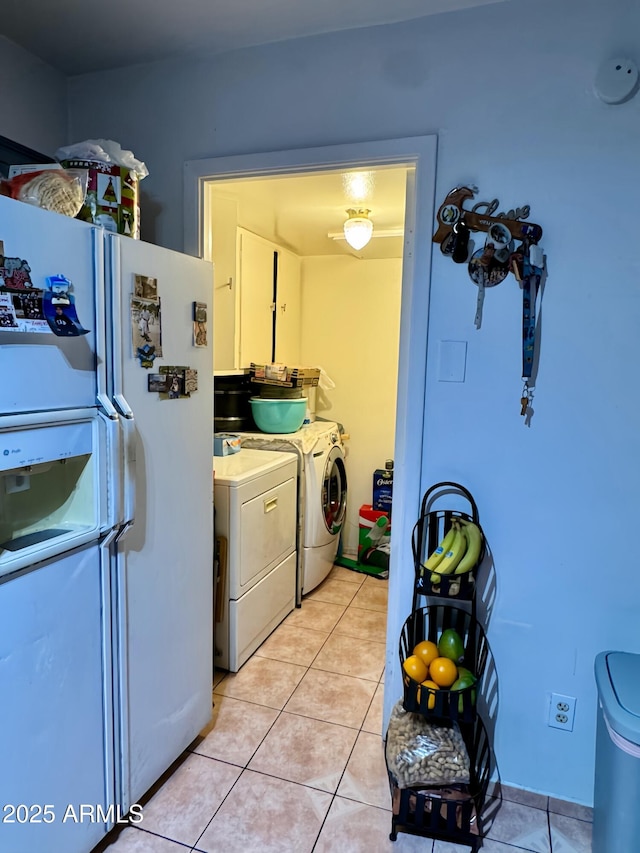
[115,520,134,544]
[115,395,134,420]
[99,533,118,828]
[99,396,119,421]
[120,414,137,528]
[107,233,136,530]
[99,408,123,532]
[94,228,120,418]
[108,235,135,419]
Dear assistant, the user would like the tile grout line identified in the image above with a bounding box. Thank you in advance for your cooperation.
[127,826,194,849]
[548,809,593,825]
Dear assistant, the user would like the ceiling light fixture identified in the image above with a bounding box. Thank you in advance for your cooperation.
[343,208,373,250]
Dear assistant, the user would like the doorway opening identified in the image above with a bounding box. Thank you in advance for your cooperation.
[208,165,407,569]
[185,135,437,728]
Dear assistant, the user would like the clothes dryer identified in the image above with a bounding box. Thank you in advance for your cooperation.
[213,449,297,671]
[235,419,348,597]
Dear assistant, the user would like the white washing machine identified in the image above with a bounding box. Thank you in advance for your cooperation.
[235,419,348,597]
[302,423,348,594]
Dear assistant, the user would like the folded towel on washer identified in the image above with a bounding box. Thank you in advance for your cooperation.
[240,419,341,456]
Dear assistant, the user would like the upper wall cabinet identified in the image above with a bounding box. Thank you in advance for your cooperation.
[237,229,276,367]
[274,247,301,365]
[236,228,301,369]
[211,218,301,371]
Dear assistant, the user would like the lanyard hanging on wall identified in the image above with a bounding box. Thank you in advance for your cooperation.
[514,241,544,417]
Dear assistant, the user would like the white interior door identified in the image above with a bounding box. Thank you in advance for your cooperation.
[237,228,275,366]
[109,234,214,808]
[0,196,100,415]
[0,544,112,853]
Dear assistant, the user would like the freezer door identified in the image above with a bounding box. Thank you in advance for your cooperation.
[108,234,214,807]
[0,196,102,415]
[0,543,114,853]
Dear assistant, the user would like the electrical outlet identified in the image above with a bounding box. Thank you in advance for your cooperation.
[548,693,576,731]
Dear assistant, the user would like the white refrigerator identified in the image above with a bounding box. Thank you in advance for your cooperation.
[0,194,214,853]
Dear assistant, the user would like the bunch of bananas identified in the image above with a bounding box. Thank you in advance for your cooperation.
[422,517,483,588]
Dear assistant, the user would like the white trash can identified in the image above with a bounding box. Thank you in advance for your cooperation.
[593,651,640,853]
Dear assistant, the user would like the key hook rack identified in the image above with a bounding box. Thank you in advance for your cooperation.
[432,186,547,424]
[432,186,542,249]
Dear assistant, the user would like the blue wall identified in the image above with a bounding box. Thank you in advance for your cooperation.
[67,0,640,803]
[0,36,67,158]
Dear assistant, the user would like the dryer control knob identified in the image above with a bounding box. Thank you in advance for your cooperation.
[330,432,338,444]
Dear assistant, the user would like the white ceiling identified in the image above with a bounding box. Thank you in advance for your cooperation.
[209,166,410,260]
[2,0,506,75]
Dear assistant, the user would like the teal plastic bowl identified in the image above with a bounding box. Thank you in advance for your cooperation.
[250,397,306,434]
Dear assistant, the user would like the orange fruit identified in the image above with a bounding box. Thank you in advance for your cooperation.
[413,640,439,670]
[428,656,458,687]
[417,679,440,710]
[402,654,428,684]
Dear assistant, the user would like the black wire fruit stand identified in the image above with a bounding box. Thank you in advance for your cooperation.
[386,482,495,850]
[411,482,486,609]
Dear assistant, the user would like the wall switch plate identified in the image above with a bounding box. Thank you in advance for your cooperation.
[437,340,467,382]
[548,693,576,731]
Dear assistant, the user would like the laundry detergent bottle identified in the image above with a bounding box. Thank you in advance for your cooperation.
[373,459,394,517]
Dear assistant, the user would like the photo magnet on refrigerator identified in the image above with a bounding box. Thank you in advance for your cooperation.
[148,372,169,393]
[136,343,157,368]
[0,290,50,333]
[158,365,194,399]
[193,301,208,347]
[42,276,90,336]
[134,274,158,301]
[0,255,33,289]
[131,296,163,357]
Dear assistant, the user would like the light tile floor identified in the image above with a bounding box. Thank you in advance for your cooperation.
[95,566,592,853]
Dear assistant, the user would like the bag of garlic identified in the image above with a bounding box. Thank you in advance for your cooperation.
[2,168,88,218]
[385,699,471,789]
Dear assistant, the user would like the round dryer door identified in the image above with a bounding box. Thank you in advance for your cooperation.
[322,446,347,535]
